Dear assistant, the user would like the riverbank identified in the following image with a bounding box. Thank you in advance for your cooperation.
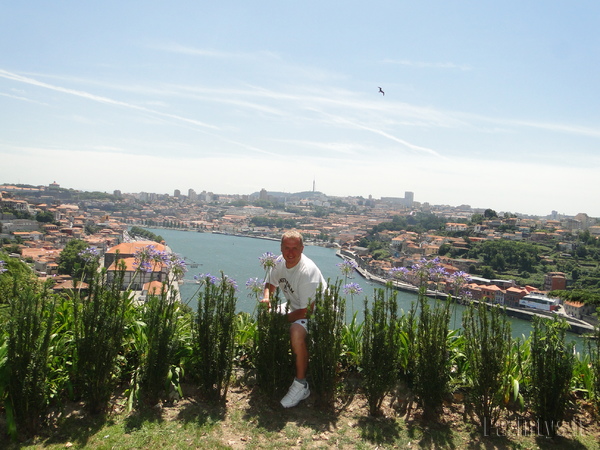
[336,252,596,335]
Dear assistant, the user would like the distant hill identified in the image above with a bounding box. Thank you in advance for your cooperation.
[249,191,325,199]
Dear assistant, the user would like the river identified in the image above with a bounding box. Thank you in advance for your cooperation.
[145,228,585,351]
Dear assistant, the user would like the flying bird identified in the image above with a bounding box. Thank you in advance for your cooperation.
[378,87,385,96]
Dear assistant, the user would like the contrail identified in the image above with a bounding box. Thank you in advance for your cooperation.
[0,69,219,130]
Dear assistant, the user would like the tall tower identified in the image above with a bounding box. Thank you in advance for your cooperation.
[404,191,414,207]
[313,178,315,192]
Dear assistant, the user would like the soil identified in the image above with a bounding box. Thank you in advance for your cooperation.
[132,377,600,449]
[10,375,600,449]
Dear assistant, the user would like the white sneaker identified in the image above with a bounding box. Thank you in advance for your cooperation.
[280,380,310,408]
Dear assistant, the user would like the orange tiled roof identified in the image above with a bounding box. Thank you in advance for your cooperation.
[107,241,166,254]
[107,257,164,272]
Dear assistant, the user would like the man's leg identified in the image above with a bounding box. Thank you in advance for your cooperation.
[290,322,308,379]
[280,322,310,408]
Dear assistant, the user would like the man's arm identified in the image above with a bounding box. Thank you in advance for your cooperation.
[261,282,276,305]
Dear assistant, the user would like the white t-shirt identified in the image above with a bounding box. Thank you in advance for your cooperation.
[267,254,327,312]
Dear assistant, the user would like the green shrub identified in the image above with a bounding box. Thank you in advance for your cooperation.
[529,316,576,437]
[462,302,512,430]
[413,290,451,421]
[308,281,345,409]
[73,267,132,414]
[138,286,183,406]
[193,273,237,403]
[4,282,57,438]
[589,319,600,410]
[254,290,292,403]
[361,287,400,416]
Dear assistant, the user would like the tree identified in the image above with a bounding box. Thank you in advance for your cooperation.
[57,239,89,277]
[484,209,498,219]
[481,266,495,279]
[470,213,484,225]
[35,210,55,223]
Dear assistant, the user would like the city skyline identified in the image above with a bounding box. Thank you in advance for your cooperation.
[2,2,600,217]
[3,179,593,220]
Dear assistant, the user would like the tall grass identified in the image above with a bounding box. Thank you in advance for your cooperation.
[4,282,57,438]
[233,311,258,373]
[529,315,576,437]
[341,311,363,373]
[193,274,237,403]
[462,301,512,430]
[308,281,345,409]
[361,286,400,416]
[73,266,132,414]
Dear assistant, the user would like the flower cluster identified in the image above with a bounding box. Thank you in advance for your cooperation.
[245,277,265,298]
[78,246,100,263]
[194,272,238,291]
[133,245,166,273]
[0,260,7,274]
[389,257,450,286]
[163,252,188,279]
[222,275,238,291]
[194,272,219,285]
[258,252,277,272]
[389,266,410,281]
[343,282,363,296]
[448,270,472,296]
[337,259,358,278]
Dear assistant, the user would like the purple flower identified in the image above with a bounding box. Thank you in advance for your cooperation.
[343,282,363,296]
[222,275,238,291]
[194,273,218,285]
[246,277,265,297]
[0,260,7,274]
[449,271,472,295]
[133,260,154,273]
[337,259,358,277]
[259,252,277,271]
[389,266,410,280]
[164,253,188,278]
[78,246,100,263]
[429,265,449,281]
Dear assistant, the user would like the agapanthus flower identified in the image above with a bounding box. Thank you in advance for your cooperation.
[411,257,446,284]
[337,259,357,277]
[0,260,7,274]
[78,246,100,263]
[449,271,472,296]
[259,252,277,271]
[132,260,153,273]
[343,282,363,296]
[194,273,218,285]
[222,275,238,291]
[429,265,449,281]
[246,277,265,298]
[389,266,410,280]
[164,253,188,278]
[133,245,170,274]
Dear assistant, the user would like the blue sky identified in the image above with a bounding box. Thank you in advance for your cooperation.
[2,1,600,217]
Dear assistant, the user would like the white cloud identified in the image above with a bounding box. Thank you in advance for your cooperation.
[382,59,472,71]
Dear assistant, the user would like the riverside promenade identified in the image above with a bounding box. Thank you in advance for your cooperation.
[336,252,596,336]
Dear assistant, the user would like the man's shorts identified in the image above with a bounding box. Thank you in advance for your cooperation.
[292,318,308,332]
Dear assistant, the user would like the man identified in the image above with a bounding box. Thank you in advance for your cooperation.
[261,230,327,408]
